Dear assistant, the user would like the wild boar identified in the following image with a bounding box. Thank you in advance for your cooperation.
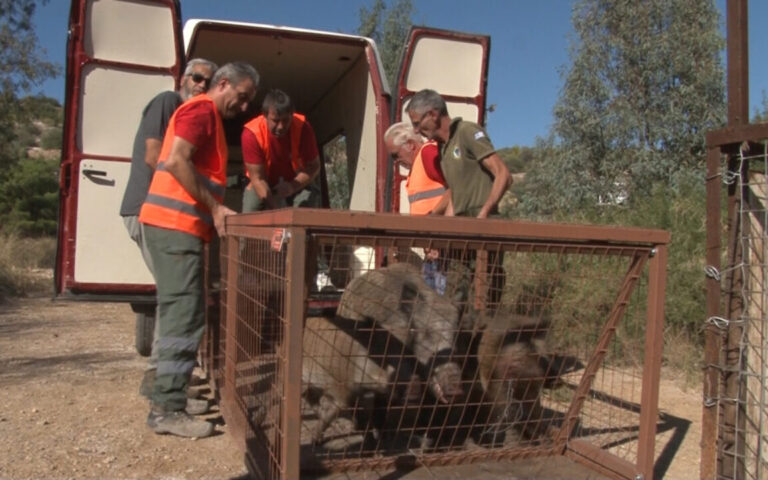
[302,315,393,444]
[301,263,465,445]
[472,311,582,445]
[336,262,463,403]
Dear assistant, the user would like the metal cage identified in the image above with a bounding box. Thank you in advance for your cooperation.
[205,209,669,480]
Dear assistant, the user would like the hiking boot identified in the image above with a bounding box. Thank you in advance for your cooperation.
[139,369,156,398]
[147,407,214,438]
[185,398,210,416]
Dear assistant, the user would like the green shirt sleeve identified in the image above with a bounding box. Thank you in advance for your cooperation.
[458,123,495,163]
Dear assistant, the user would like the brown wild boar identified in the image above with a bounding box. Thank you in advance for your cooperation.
[301,263,464,445]
[473,311,565,444]
[336,263,463,403]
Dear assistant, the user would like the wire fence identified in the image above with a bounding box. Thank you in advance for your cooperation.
[705,142,768,480]
[203,210,669,479]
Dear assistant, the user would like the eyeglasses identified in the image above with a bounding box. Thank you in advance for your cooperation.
[189,72,211,88]
[411,110,430,130]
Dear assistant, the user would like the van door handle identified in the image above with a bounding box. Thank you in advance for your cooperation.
[82,168,116,187]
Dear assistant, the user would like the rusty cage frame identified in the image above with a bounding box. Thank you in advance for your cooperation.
[703,123,768,480]
[203,209,669,480]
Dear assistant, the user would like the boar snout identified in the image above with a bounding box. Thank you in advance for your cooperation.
[430,362,463,403]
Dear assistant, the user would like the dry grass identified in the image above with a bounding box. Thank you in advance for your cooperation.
[0,234,56,302]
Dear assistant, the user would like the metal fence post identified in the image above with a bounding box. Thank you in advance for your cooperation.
[637,244,668,479]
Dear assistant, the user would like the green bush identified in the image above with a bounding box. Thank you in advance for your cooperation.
[40,126,62,150]
[0,156,59,236]
[507,176,706,375]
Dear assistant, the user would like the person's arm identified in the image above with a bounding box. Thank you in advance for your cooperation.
[477,153,512,219]
[275,155,320,198]
[275,122,321,198]
[142,92,182,170]
[246,162,279,209]
[429,189,452,215]
[163,136,235,237]
[143,138,163,170]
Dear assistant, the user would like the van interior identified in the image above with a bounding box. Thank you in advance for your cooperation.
[185,21,386,213]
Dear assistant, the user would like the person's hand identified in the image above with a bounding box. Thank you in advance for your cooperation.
[212,203,236,237]
[273,178,294,198]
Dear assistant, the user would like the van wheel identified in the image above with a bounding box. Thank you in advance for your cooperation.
[135,312,155,357]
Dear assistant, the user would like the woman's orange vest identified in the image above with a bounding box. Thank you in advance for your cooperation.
[242,113,305,181]
[406,141,446,215]
[139,94,227,242]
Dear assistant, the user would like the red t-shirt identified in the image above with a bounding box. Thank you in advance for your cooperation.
[420,143,446,184]
[172,100,218,166]
[242,121,319,186]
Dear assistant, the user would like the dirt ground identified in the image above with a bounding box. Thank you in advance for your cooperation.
[0,295,703,480]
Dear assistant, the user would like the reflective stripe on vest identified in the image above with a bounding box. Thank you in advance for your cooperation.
[139,94,227,242]
[243,113,305,180]
[156,162,225,198]
[405,141,446,215]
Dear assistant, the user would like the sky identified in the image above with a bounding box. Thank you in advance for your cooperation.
[29,0,768,149]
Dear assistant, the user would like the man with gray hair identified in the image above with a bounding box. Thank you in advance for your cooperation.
[406,89,511,218]
[119,58,217,413]
[406,89,511,308]
[139,61,259,438]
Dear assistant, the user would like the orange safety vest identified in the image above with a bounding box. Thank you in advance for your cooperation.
[139,94,228,242]
[406,141,446,215]
[242,113,306,181]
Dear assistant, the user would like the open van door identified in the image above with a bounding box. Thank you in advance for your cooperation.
[55,0,184,300]
[391,27,490,213]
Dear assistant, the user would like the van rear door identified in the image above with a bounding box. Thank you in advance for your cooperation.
[55,0,184,299]
[392,27,490,213]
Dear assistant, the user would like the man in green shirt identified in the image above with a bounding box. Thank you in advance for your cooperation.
[406,89,511,218]
[406,89,511,309]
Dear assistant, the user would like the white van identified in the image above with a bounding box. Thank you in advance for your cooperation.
[54,0,490,352]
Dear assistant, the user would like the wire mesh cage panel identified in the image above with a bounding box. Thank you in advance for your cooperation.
[213,209,669,480]
[704,142,768,480]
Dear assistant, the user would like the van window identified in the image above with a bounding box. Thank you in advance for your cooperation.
[322,134,350,210]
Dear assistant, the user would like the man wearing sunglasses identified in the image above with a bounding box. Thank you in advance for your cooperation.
[119,57,217,416]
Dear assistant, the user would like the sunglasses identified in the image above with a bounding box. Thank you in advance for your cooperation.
[189,72,211,87]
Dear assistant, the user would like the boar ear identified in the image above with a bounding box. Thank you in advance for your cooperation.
[399,282,419,317]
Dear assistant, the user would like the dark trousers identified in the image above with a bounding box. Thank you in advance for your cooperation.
[145,225,205,411]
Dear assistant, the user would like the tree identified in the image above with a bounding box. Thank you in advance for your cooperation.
[522,0,725,214]
[0,1,60,234]
[753,90,768,123]
[357,0,413,89]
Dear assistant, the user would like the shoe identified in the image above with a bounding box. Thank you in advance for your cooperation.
[185,398,210,416]
[147,407,214,438]
[139,369,156,398]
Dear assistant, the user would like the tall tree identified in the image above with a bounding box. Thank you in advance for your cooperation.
[753,91,768,123]
[522,0,725,214]
[0,1,58,175]
[0,1,60,234]
[357,0,413,89]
